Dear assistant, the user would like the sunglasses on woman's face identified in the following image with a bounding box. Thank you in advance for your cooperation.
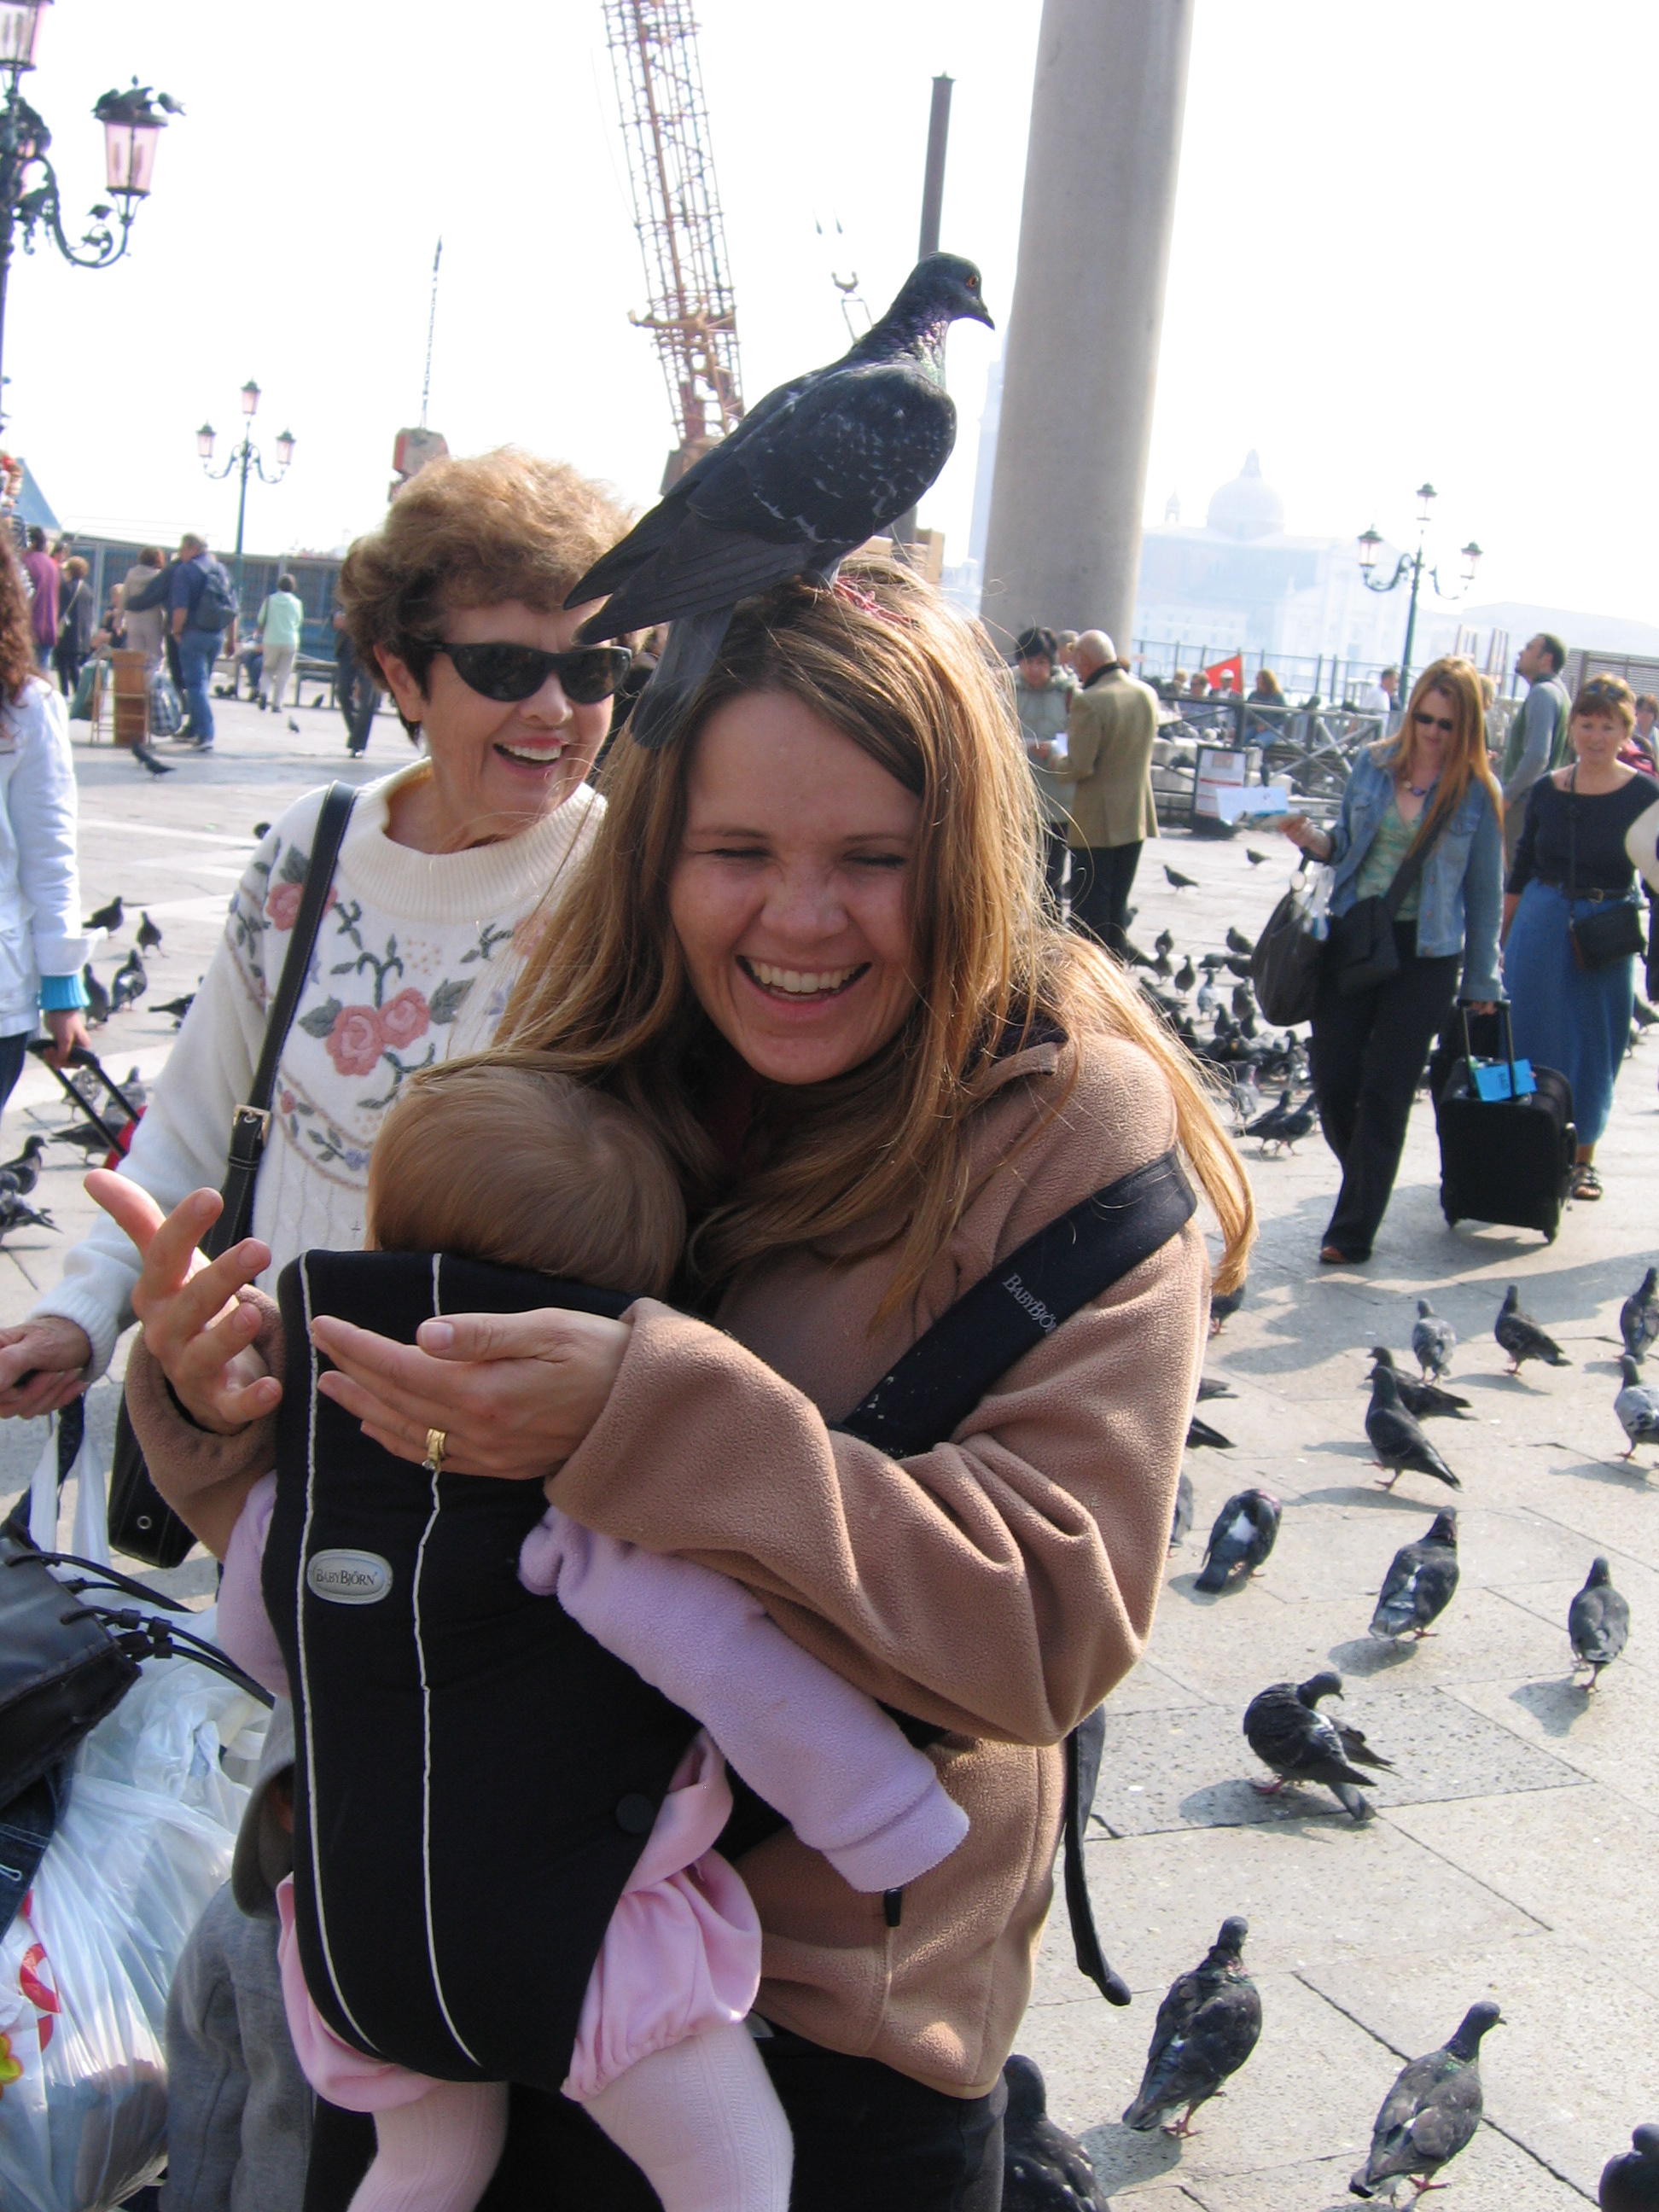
[1413,707,1457,735]
[439,641,632,706]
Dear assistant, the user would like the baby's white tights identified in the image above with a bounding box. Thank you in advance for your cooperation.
[346,2023,791,2212]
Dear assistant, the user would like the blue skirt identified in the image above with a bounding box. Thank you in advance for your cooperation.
[1505,880,1637,1144]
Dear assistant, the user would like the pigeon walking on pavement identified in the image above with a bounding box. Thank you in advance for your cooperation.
[1370,1511,1460,1641]
[1348,2001,1502,2200]
[1368,1348,1472,1420]
[1601,2125,1659,2212]
[1621,1267,1659,1362]
[84,895,124,935]
[1569,1557,1629,1691]
[1164,864,1197,889]
[1002,2054,1109,2210]
[1246,847,1270,865]
[1412,1299,1456,1380]
[0,1134,48,1194]
[1494,1284,1569,1373]
[109,949,148,1013]
[135,911,163,953]
[1615,1358,1659,1463]
[1365,1365,1461,1491]
[1195,1488,1280,1592]
[1122,1918,1262,2140]
[81,965,109,1026]
[567,253,994,746]
[1243,1671,1392,1821]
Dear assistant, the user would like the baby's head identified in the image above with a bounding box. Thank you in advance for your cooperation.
[366,1063,684,1297]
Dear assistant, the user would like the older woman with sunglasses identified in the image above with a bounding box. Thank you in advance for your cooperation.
[1282,657,1504,1265]
[0,448,636,1424]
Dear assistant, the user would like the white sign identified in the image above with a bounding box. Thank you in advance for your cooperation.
[1214,782,1294,824]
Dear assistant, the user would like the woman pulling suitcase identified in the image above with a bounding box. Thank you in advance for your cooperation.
[1282,657,1504,1266]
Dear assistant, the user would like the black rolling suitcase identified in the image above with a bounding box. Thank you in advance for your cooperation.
[1433,1004,1575,1242]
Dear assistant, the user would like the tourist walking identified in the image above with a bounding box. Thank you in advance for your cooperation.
[20,524,57,672]
[1035,628,1160,956]
[334,606,381,755]
[1503,673,1659,1201]
[52,555,95,699]
[1010,623,1074,903]
[1284,657,1503,1265]
[258,572,306,713]
[0,543,91,1117]
[104,559,1251,2211]
[170,533,236,750]
[1500,632,1572,870]
[0,450,626,1422]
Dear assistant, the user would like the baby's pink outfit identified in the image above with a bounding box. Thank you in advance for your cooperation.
[221,1476,967,2110]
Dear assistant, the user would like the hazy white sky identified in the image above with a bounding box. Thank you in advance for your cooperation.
[17,2,1654,624]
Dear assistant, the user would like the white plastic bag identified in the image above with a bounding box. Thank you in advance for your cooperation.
[0,1662,264,2211]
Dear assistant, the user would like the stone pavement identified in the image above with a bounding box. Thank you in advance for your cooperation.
[3,709,1657,2203]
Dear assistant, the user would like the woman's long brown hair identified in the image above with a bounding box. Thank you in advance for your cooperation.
[1378,656,1503,852]
[0,546,40,703]
[482,559,1254,1307]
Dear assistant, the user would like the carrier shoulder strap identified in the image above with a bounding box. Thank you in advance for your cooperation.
[208,783,356,1262]
[836,1147,1196,1459]
[835,1144,1197,2011]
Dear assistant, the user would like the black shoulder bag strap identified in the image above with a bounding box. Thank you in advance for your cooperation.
[207,783,356,1260]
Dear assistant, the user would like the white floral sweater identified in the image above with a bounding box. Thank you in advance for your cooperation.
[38,763,602,1379]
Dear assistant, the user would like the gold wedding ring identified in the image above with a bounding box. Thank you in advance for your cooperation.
[424,1427,447,1475]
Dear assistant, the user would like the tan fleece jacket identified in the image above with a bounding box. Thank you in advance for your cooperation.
[127,1029,1207,2099]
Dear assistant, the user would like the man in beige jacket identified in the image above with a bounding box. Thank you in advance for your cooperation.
[1037,630,1160,955]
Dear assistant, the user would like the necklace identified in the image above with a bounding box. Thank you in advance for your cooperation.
[1401,772,1430,799]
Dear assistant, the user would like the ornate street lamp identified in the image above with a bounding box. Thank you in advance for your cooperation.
[1358,486,1483,702]
[0,10,179,412]
[197,380,295,599]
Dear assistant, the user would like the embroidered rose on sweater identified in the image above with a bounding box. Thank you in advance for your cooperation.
[324,1004,384,1078]
[377,987,430,1051]
[265,880,303,933]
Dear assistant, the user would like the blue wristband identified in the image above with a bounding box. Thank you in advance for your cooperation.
[38,972,89,1011]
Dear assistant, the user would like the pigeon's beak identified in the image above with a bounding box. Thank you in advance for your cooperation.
[968,294,994,330]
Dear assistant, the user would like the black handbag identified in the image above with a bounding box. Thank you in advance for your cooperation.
[1249,867,1324,1026]
[107,783,358,1566]
[1328,820,1433,997]
[1565,768,1647,971]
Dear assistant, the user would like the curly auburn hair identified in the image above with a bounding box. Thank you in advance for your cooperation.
[337,449,632,707]
[0,543,40,703]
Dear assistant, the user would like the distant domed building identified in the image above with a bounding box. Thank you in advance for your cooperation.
[1205,451,1285,542]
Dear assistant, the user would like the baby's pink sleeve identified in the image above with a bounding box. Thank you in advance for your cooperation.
[218,1472,289,1698]
[520,1505,968,1891]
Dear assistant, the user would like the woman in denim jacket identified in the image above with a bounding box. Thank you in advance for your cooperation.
[1283,658,1503,1263]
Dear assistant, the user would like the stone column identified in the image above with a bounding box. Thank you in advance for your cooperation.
[981,0,1195,648]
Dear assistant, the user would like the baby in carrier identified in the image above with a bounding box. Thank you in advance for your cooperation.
[207,1062,969,2212]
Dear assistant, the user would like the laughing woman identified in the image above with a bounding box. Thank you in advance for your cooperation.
[0,450,633,1425]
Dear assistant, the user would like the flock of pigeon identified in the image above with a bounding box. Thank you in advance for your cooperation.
[1005,1265,1659,2206]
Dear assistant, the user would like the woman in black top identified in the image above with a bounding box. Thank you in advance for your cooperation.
[1504,673,1659,1199]
[52,555,94,700]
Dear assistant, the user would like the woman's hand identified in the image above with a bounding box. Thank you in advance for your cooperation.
[307,1307,632,1481]
[85,1172,281,1435]
[1281,814,1330,859]
[0,1315,94,1417]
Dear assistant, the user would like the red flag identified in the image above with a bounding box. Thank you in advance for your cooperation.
[1204,653,1243,695]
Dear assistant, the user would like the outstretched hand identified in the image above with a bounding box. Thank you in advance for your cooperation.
[85,1172,281,1435]
[308,1305,632,1481]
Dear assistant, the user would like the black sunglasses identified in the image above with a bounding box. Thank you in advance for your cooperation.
[439,641,632,706]
[1412,707,1457,735]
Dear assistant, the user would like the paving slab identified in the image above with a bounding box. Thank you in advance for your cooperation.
[1444,1674,1659,1812]
[1091,1688,1586,1837]
[1301,1933,1659,2201]
[1179,2133,1589,2210]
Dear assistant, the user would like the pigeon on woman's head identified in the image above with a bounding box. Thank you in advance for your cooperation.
[568,253,992,748]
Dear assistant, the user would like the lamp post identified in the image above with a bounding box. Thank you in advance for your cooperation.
[0,4,177,418]
[1358,482,1482,701]
[196,379,295,599]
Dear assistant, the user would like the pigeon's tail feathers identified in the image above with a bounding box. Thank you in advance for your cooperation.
[579,512,852,639]
[626,611,736,749]
[1333,1783,1372,1822]
[567,498,690,614]
[1370,1594,1414,1639]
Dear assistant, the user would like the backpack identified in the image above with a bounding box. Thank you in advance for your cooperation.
[190,559,239,633]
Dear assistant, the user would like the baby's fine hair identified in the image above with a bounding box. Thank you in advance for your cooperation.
[366,1062,685,1297]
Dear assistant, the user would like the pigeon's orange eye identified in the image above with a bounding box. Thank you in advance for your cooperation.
[965,274,978,288]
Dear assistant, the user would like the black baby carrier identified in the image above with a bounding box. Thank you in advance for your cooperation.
[290,1147,1196,2207]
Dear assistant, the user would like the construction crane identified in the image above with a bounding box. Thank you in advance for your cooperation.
[602,0,743,488]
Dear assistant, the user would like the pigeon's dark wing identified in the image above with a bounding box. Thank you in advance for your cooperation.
[1570,1587,1629,1665]
[1363,2055,1481,2185]
[1333,1718,1394,1773]
[1124,1981,1261,2128]
[1372,1543,1458,1637]
[1245,1687,1375,1789]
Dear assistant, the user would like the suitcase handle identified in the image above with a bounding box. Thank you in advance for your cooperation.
[1458,1000,1522,1102]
